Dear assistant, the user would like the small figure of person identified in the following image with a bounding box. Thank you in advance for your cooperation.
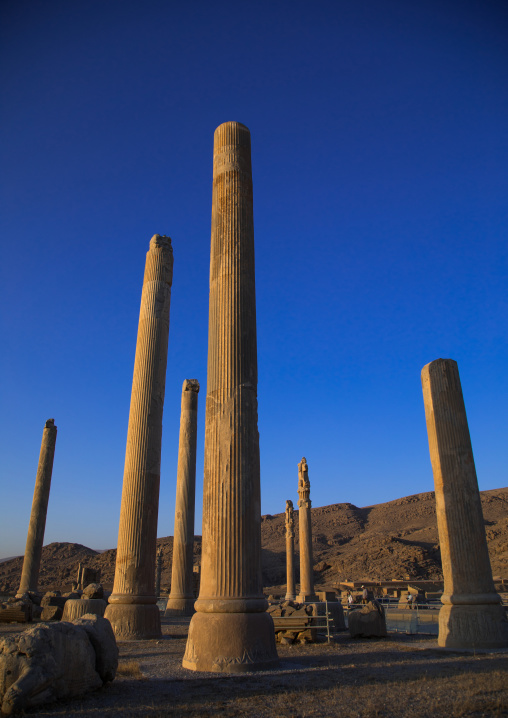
[407,593,413,610]
[361,586,368,604]
[347,592,354,609]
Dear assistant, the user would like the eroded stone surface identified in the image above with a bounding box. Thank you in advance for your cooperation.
[0,615,117,714]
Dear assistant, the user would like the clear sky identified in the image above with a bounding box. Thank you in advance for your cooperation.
[1,0,507,558]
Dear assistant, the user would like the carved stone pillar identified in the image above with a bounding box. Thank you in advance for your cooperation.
[165,379,200,616]
[17,419,57,596]
[422,358,508,648]
[296,457,317,602]
[155,548,163,598]
[183,122,278,672]
[285,500,296,601]
[105,234,173,640]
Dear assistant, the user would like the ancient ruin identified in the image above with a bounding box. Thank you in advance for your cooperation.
[421,358,508,648]
[105,235,173,640]
[155,547,163,598]
[285,500,296,600]
[296,457,317,602]
[0,615,117,714]
[17,419,58,597]
[165,379,200,617]
[182,122,278,672]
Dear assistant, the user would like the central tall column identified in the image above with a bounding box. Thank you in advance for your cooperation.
[183,122,278,672]
[296,457,317,602]
[105,234,173,640]
[165,379,200,616]
[422,358,508,648]
[285,500,296,601]
[17,419,57,596]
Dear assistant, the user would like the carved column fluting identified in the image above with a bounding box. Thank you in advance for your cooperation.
[422,358,508,648]
[155,548,163,598]
[183,122,278,672]
[105,234,173,640]
[165,379,200,616]
[296,457,317,602]
[285,500,296,601]
[17,419,57,596]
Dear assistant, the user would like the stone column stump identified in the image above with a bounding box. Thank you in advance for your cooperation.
[422,358,508,649]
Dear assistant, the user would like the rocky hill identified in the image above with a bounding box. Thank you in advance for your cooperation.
[1,487,506,594]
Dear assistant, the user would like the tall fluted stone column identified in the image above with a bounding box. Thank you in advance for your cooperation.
[165,379,200,617]
[421,358,508,648]
[105,234,173,640]
[155,548,163,598]
[285,500,296,601]
[17,419,57,596]
[296,457,317,602]
[183,122,278,672]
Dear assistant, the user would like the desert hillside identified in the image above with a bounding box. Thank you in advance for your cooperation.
[1,487,506,594]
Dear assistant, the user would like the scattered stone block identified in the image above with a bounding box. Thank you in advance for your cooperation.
[62,599,107,621]
[82,583,104,600]
[41,605,63,621]
[0,599,32,624]
[0,615,117,714]
[41,592,67,609]
[348,601,387,638]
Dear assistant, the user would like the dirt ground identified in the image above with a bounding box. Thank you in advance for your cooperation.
[1,617,507,717]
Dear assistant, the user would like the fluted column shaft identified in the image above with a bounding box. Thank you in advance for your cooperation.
[422,358,508,648]
[183,122,278,673]
[105,234,173,640]
[165,379,200,616]
[285,501,296,601]
[298,497,315,597]
[18,419,57,596]
[296,457,316,601]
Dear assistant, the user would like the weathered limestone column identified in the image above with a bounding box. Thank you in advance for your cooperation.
[105,234,173,640]
[296,457,317,602]
[183,122,278,672]
[165,379,200,617]
[422,358,508,648]
[285,500,296,601]
[17,419,57,596]
[155,548,163,598]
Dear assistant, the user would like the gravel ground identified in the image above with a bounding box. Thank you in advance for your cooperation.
[1,617,507,717]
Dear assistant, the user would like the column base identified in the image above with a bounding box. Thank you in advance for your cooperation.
[296,593,319,603]
[438,603,508,649]
[284,594,296,601]
[164,596,196,617]
[182,611,279,673]
[104,603,161,640]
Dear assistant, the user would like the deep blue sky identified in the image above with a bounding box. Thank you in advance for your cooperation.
[1,0,507,557]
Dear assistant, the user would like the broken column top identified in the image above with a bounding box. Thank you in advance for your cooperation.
[183,379,200,393]
[149,234,173,251]
[45,419,56,428]
[286,499,293,510]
